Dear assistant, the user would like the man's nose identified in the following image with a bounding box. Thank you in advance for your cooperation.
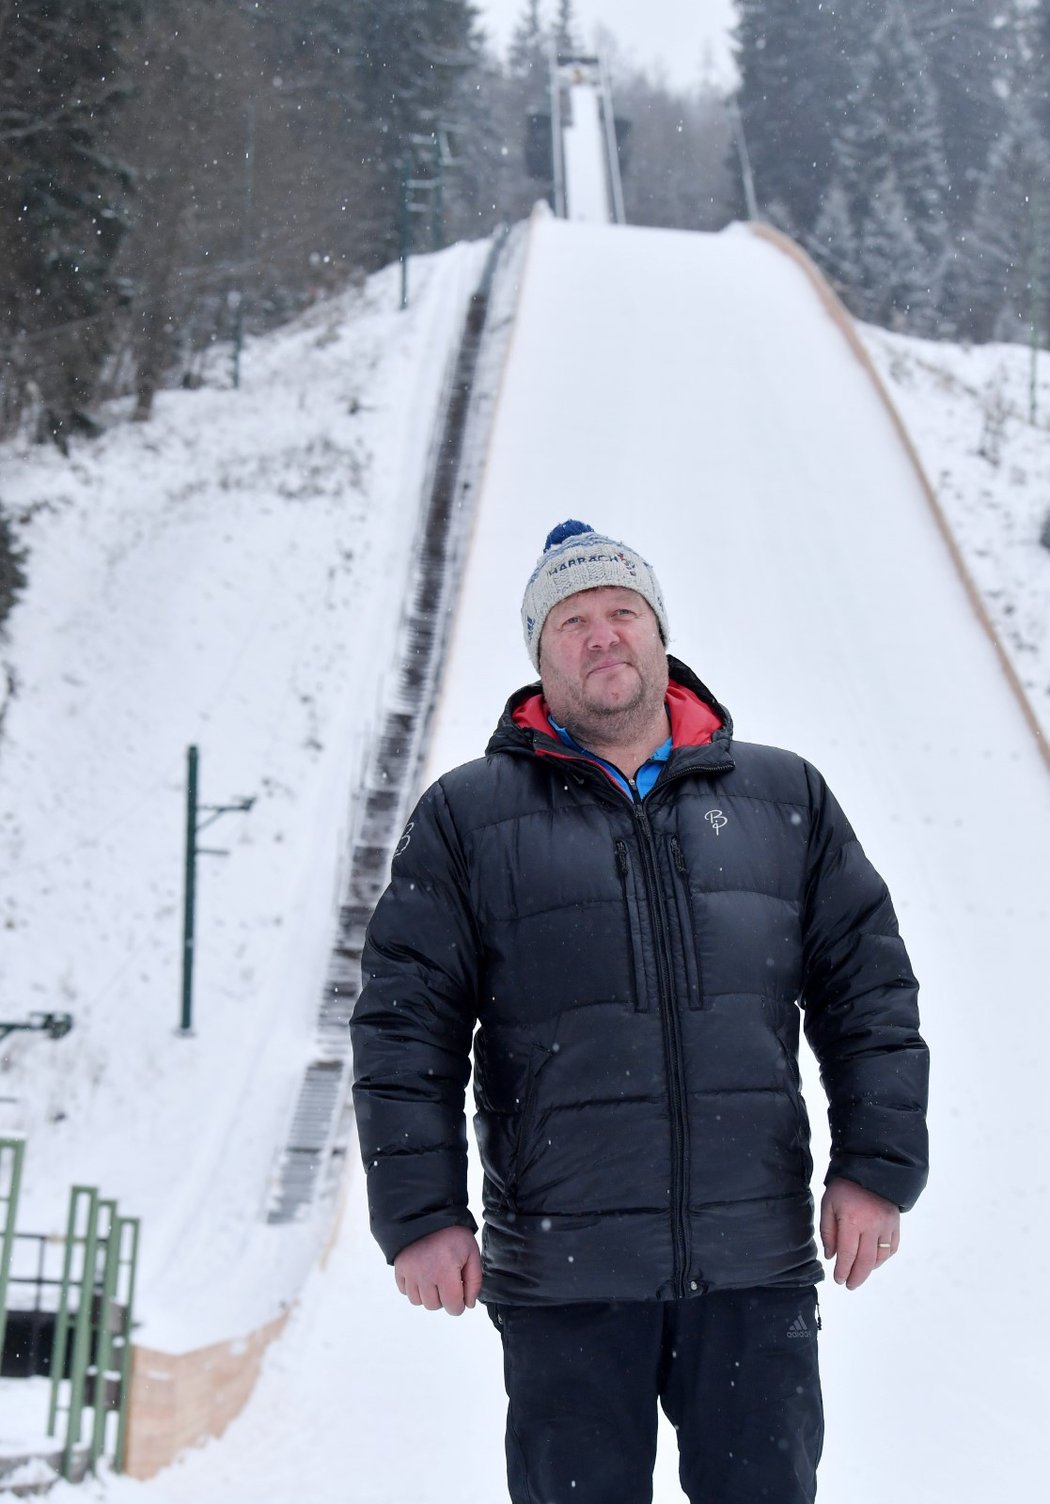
[585,618,620,650]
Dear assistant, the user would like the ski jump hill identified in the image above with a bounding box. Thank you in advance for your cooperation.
[3,62,1047,1503]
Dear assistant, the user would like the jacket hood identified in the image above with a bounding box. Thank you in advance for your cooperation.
[485,655,735,773]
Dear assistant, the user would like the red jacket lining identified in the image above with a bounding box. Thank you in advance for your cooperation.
[511,678,722,792]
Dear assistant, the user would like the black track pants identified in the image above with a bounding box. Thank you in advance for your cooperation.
[488,1287,823,1504]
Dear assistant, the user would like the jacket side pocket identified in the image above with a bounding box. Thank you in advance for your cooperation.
[776,1023,813,1185]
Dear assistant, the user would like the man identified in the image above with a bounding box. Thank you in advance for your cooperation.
[351,520,929,1504]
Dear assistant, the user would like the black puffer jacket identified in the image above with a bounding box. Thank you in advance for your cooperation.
[351,659,929,1305]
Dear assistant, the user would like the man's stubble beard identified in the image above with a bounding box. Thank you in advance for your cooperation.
[553,660,669,755]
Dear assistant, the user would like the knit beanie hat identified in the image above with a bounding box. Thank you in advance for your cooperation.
[521,520,669,670]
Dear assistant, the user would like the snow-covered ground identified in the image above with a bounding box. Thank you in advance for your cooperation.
[858,323,1050,743]
[2,210,1049,1501]
[0,237,490,1356]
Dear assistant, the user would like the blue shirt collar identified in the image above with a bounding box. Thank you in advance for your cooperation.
[548,714,673,800]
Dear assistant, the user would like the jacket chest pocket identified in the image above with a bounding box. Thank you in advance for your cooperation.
[668,836,704,1009]
[615,837,706,1012]
[615,839,650,1012]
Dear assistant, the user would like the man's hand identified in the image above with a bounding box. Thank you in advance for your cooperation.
[820,1176,900,1290]
[393,1225,482,1315]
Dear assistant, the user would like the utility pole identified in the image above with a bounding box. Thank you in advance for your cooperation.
[400,153,411,311]
[231,99,257,390]
[1028,185,1043,425]
[728,99,760,223]
[179,745,254,1036]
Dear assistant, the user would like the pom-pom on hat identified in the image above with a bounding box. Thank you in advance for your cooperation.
[521,520,669,671]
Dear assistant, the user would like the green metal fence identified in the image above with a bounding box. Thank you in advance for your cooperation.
[0,1136,26,1366]
[89,1209,140,1473]
[46,1184,141,1478]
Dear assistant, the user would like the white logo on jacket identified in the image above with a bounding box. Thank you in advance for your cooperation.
[705,809,728,835]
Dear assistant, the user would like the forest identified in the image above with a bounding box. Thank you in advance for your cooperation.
[0,0,1048,455]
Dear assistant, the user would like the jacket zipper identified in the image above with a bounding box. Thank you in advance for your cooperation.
[631,793,691,1299]
[515,743,730,1292]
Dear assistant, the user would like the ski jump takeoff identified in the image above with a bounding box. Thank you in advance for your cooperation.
[352,520,929,1504]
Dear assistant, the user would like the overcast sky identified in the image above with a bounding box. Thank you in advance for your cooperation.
[474,0,739,91]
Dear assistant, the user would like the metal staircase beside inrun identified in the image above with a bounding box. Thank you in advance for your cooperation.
[265,225,520,1226]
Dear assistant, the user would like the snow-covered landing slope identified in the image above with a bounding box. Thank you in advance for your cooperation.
[419,212,1050,1502]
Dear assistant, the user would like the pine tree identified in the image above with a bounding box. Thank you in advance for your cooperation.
[260,1,483,263]
[0,0,143,440]
[834,0,950,328]
[349,1,482,255]
[554,0,579,56]
[908,0,1008,228]
[733,0,855,235]
[501,2,554,209]
[808,180,862,302]
[857,169,939,332]
[1035,0,1050,144]
[113,0,270,420]
[510,0,547,77]
[963,95,1050,343]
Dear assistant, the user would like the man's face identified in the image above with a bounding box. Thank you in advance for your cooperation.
[538,586,668,739]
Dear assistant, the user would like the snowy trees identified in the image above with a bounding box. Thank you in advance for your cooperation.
[510,0,547,78]
[1035,1,1050,144]
[734,0,1048,343]
[736,0,950,330]
[8,0,1048,446]
[346,1,480,257]
[961,93,1050,342]
[852,171,935,331]
[809,182,862,302]
[554,0,580,56]
[908,0,1006,227]
[615,75,735,234]
[1,0,484,437]
[938,0,1048,344]
[734,0,850,236]
[112,0,266,421]
[484,1,557,223]
[0,0,142,441]
[830,0,950,332]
